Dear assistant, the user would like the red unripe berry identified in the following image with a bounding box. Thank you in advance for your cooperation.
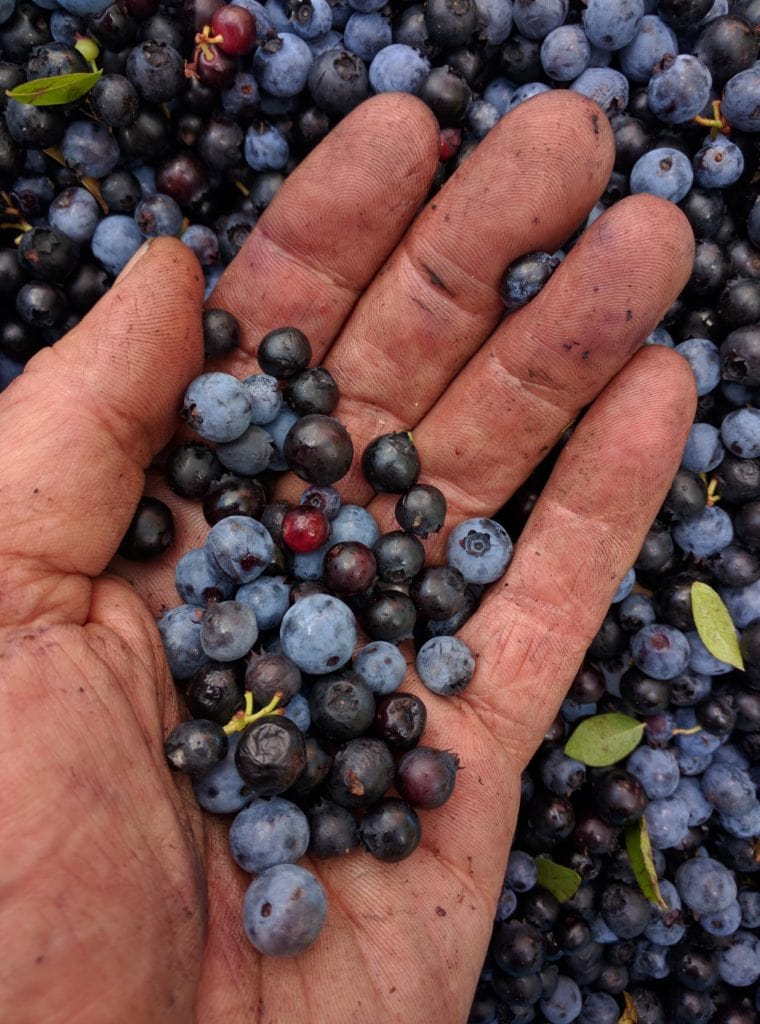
[210,4,257,54]
[282,506,330,553]
[439,127,461,161]
[196,44,238,89]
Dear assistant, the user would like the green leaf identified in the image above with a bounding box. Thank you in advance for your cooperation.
[691,580,744,670]
[625,817,668,910]
[535,856,581,903]
[619,992,638,1024]
[564,713,645,767]
[6,70,102,107]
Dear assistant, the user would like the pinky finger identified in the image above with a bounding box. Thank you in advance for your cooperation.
[458,345,697,766]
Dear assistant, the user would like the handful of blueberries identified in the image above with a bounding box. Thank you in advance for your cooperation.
[152,322,513,956]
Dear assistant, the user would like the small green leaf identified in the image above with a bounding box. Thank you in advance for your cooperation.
[625,817,668,910]
[564,713,645,767]
[691,581,744,670]
[619,992,638,1024]
[535,856,581,903]
[6,70,103,107]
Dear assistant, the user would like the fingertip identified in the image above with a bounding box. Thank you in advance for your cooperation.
[635,341,699,430]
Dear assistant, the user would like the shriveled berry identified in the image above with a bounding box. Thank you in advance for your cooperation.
[165,718,227,776]
[374,692,427,750]
[326,736,395,809]
[309,671,375,741]
[235,714,306,796]
[245,654,302,707]
[186,661,245,724]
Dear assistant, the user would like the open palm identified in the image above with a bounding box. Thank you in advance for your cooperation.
[0,92,696,1024]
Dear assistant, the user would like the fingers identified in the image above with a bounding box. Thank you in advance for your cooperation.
[308,91,615,505]
[367,194,695,537]
[0,238,204,629]
[207,93,439,370]
[456,345,697,766]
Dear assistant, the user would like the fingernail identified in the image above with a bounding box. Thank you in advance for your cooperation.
[114,239,153,284]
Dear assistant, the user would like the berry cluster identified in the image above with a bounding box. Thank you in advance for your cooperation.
[155,321,514,956]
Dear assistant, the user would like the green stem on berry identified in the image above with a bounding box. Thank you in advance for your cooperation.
[693,100,730,139]
[671,725,702,737]
[223,691,284,735]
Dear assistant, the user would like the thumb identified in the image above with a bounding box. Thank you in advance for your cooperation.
[0,236,204,630]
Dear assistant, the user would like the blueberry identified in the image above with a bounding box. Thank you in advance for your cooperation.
[681,422,724,473]
[676,855,738,914]
[569,67,629,115]
[368,43,430,93]
[307,49,369,117]
[672,505,734,557]
[630,147,694,204]
[244,121,289,171]
[344,11,391,61]
[618,15,677,82]
[230,796,309,873]
[643,795,690,849]
[721,408,760,459]
[326,735,395,808]
[512,0,568,40]
[626,746,680,799]
[255,32,314,96]
[200,600,258,661]
[353,640,408,696]
[157,603,208,680]
[242,864,326,956]
[279,592,357,674]
[164,718,227,776]
[243,373,283,425]
[693,134,745,189]
[540,24,591,81]
[235,714,306,795]
[395,746,458,808]
[284,413,354,485]
[236,576,290,630]
[722,67,760,133]
[174,547,234,606]
[373,692,426,750]
[192,733,252,814]
[216,424,276,476]
[182,373,253,444]
[135,193,183,238]
[716,931,760,987]
[499,251,560,310]
[416,634,475,695]
[48,186,100,244]
[358,797,421,861]
[306,798,358,858]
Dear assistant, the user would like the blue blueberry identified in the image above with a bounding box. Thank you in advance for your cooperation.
[721,407,760,458]
[681,422,724,473]
[308,30,343,56]
[290,544,329,581]
[216,424,276,476]
[540,748,586,796]
[352,640,407,696]
[643,326,674,347]
[540,25,591,81]
[720,577,760,628]
[57,0,121,14]
[329,503,381,548]
[693,133,745,189]
[716,930,760,986]
[540,976,582,1024]
[569,67,629,115]
[495,885,518,922]
[583,0,644,50]
[221,73,261,120]
[508,81,552,108]
[254,33,314,96]
[266,404,299,470]
[91,215,143,277]
[686,629,735,675]
[290,0,332,38]
[467,99,500,138]
[673,504,733,558]
[175,547,234,606]
[578,992,620,1024]
[182,373,253,444]
[674,337,721,396]
[512,0,568,40]
[611,567,636,603]
[473,0,513,45]
[483,77,516,115]
[280,593,357,674]
[344,12,391,61]
[242,863,327,956]
[48,187,100,243]
[445,517,513,584]
[181,225,220,268]
[193,734,253,814]
[157,603,208,680]
[632,939,670,979]
[200,600,259,661]
[702,762,756,815]
[235,576,290,630]
[644,881,686,945]
[506,850,538,892]
[230,796,309,873]
[648,54,712,124]
[700,900,742,937]
[630,147,694,203]
[416,635,476,696]
[626,746,680,799]
[722,68,760,133]
[674,775,714,826]
[720,800,760,839]
[643,795,690,848]
[244,122,290,171]
[243,373,283,425]
[630,623,690,680]
[618,15,677,83]
[206,515,274,584]
[134,193,183,238]
[368,44,430,94]
[739,889,760,928]
[282,692,311,732]
[676,855,738,914]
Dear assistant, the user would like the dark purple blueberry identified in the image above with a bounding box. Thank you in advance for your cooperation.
[286,736,331,801]
[395,746,459,809]
[361,589,417,643]
[359,797,421,862]
[283,414,354,486]
[202,476,267,525]
[568,662,605,704]
[373,530,425,586]
[285,366,339,416]
[395,483,447,537]
[361,431,421,493]
[418,64,470,125]
[186,661,244,724]
[164,718,227,775]
[17,227,78,284]
[323,541,377,596]
[203,308,240,359]
[593,768,647,827]
[166,442,224,500]
[373,692,427,751]
[326,736,395,809]
[257,326,311,379]
[410,565,466,620]
[306,798,358,859]
[491,920,545,979]
[90,72,139,127]
[234,714,306,795]
[118,496,174,562]
[309,672,375,742]
[245,653,302,707]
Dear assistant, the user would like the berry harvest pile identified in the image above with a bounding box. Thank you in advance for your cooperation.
[1,0,760,1020]
[159,323,513,956]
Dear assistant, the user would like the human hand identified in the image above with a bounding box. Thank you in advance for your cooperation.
[0,91,696,1024]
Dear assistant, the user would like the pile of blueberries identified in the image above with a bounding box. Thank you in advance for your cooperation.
[1,0,760,1016]
[158,323,513,956]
